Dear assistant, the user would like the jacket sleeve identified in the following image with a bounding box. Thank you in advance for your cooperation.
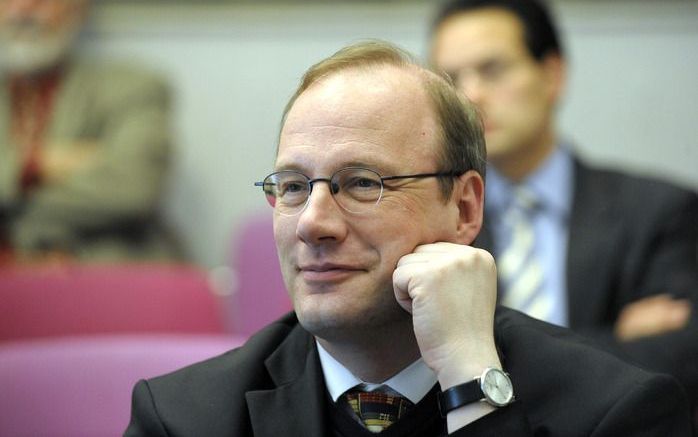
[448,401,532,436]
[124,379,169,437]
[449,373,691,436]
[590,372,692,436]
[578,189,698,405]
[10,66,172,253]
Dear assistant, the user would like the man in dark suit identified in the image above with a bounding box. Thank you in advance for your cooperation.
[125,41,692,435]
[430,0,698,404]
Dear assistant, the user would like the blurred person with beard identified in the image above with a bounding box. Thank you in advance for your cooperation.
[0,0,181,263]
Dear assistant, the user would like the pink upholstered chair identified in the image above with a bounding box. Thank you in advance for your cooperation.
[230,211,292,336]
[0,263,227,342]
[0,334,245,437]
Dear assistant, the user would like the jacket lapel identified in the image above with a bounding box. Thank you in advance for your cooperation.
[48,62,93,139]
[566,159,624,327]
[245,326,328,437]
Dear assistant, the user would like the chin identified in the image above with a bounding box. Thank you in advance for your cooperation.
[294,288,409,342]
[293,291,356,332]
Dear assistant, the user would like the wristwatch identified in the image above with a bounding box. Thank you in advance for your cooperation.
[438,367,514,416]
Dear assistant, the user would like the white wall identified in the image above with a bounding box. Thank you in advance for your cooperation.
[81,1,698,268]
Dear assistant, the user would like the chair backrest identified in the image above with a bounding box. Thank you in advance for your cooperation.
[230,212,292,336]
[0,334,245,437]
[0,263,226,342]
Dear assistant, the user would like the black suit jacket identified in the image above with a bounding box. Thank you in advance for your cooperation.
[476,158,698,400]
[125,308,691,436]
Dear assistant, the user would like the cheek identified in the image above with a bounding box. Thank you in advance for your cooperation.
[273,216,302,297]
[377,194,421,217]
[366,198,422,259]
[493,82,547,131]
[494,83,530,114]
[273,216,296,261]
[375,194,454,248]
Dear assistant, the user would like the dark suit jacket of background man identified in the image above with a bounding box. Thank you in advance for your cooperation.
[125,308,691,436]
[476,157,698,402]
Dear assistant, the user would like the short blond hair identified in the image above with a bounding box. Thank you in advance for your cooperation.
[280,40,486,199]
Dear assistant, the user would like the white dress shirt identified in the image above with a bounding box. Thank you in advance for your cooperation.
[316,340,438,404]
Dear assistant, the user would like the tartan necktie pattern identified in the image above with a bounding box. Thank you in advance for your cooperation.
[344,389,414,433]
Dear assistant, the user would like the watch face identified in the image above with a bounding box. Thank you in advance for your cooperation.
[481,368,514,407]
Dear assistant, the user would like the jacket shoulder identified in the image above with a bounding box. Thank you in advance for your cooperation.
[148,312,300,390]
[63,59,171,110]
[495,308,691,434]
[132,313,304,433]
[574,158,697,208]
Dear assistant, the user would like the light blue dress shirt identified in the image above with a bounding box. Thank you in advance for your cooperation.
[485,146,574,327]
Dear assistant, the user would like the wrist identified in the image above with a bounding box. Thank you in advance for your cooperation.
[436,346,501,390]
[438,367,515,424]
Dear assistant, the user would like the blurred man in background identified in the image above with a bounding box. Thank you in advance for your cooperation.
[0,0,181,263]
[430,0,698,410]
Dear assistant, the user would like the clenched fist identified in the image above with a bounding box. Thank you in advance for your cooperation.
[393,242,501,388]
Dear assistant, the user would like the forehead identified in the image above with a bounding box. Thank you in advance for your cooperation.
[432,8,530,68]
[0,0,86,18]
[277,66,441,173]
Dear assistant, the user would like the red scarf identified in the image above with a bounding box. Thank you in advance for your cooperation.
[9,67,63,191]
[1,68,63,261]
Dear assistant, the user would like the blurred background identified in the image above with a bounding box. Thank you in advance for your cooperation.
[1,1,697,434]
[84,0,698,269]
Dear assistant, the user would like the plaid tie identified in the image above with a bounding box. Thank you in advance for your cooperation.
[498,187,552,321]
[343,388,414,433]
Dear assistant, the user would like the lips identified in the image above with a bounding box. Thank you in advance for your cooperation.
[298,263,366,282]
[299,262,361,271]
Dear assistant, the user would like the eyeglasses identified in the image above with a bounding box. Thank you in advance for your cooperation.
[446,57,525,90]
[254,167,462,216]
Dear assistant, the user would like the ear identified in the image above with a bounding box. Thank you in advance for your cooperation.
[541,54,567,106]
[454,170,485,245]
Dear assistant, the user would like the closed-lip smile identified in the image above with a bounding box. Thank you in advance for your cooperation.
[298,263,365,282]
[300,263,361,272]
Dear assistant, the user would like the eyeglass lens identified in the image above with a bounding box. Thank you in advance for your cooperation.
[261,168,384,215]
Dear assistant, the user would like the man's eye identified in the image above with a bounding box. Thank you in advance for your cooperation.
[347,177,381,190]
[480,61,508,81]
[281,181,307,194]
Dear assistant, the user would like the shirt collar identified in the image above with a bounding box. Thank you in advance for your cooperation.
[316,340,437,404]
[486,146,573,218]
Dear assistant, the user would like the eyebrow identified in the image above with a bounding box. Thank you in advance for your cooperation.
[274,159,396,175]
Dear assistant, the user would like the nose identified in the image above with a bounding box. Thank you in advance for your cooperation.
[295,181,348,246]
[457,73,486,107]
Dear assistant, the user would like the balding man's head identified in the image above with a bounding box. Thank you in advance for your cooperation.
[281,40,486,199]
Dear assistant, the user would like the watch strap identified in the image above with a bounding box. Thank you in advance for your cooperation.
[437,378,483,417]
